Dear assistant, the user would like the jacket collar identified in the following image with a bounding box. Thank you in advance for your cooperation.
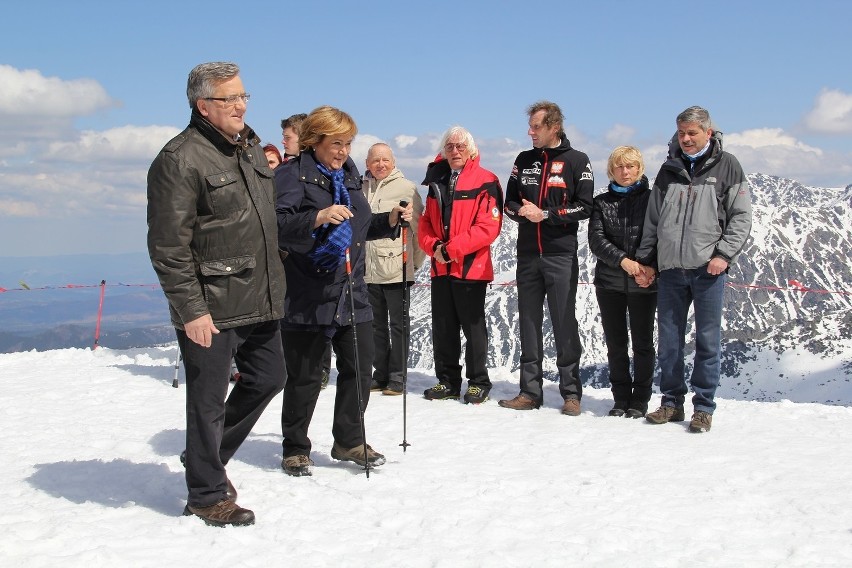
[544,133,572,154]
[190,109,260,155]
[422,153,482,185]
[297,149,361,192]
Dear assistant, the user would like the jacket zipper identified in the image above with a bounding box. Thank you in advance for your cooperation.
[536,151,549,255]
[678,181,693,266]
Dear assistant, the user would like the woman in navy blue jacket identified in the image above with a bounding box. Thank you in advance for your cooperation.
[588,146,657,418]
[275,106,410,476]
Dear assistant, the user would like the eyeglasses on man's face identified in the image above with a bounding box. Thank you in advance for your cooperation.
[444,142,468,153]
[205,93,251,105]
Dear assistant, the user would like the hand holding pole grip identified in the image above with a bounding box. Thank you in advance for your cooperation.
[398,200,410,228]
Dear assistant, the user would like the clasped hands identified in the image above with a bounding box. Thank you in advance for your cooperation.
[620,258,655,288]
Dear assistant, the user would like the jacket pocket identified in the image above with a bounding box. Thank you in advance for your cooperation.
[205,171,248,216]
[252,163,275,204]
[370,241,403,282]
[199,255,259,323]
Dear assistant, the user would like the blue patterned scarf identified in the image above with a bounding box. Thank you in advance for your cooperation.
[309,161,352,271]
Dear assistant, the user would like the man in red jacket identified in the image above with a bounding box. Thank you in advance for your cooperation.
[418,126,503,404]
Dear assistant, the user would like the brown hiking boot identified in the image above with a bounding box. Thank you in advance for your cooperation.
[282,454,314,477]
[561,398,581,416]
[645,405,685,424]
[183,499,255,527]
[688,411,713,433]
[331,442,386,467]
[498,394,540,410]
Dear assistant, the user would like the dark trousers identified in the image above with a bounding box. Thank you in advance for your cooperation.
[430,276,490,391]
[281,320,374,456]
[177,320,285,508]
[369,282,410,387]
[516,253,583,403]
[596,287,657,413]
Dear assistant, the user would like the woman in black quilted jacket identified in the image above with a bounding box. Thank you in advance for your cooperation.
[588,146,657,418]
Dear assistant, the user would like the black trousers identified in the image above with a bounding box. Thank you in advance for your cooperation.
[516,253,583,403]
[430,276,490,391]
[596,287,657,412]
[177,320,285,508]
[369,282,410,387]
[281,320,374,457]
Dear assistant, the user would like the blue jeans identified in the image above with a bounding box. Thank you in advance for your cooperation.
[656,267,727,414]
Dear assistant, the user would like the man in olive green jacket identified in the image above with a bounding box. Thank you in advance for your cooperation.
[147,62,286,527]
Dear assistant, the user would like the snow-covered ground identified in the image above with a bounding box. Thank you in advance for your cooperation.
[2,346,851,567]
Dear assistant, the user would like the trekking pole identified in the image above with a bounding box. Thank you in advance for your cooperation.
[398,200,411,452]
[345,247,371,478]
[172,349,181,388]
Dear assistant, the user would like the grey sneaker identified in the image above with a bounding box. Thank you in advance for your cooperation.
[331,442,386,467]
[282,454,314,477]
[645,405,685,424]
[688,411,713,433]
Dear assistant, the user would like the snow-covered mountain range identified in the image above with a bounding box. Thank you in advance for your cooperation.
[406,173,852,405]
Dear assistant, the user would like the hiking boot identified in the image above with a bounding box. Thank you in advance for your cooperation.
[370,378,388,392]
[688,411,713,433]
[331,442,386,467]
[321,367,330,390]
[645,405,685,424]
[463,385,490,404]
[183,499,255,527]
[382,382,403,396]
[625,409,645,419]
[423,383,460,400]
[498,394,540,410]
[608,407,626,417]
[281,454,314,477]
[562,397,581,416]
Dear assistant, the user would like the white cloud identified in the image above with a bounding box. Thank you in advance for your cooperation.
[0,64,117,117]
[803,88,852,134]
[720,128,852,187]
[725,128,822,154]
[394,135,417,148]
[44,125,181,164]
[604,124,636,146]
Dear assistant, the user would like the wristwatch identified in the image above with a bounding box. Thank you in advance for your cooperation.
[541,210,549,220]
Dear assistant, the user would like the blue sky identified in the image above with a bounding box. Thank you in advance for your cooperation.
[1,0,851,257]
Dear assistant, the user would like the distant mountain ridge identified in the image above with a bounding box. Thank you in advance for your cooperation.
[1,174,850,404]
[406,173,852,404]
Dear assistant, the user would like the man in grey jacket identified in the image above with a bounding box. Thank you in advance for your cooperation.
[636,106,752,433]
[147,62,286,526]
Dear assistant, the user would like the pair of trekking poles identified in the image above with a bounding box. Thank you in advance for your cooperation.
[346,200,412,479]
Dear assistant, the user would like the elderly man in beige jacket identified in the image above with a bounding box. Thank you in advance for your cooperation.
[363,143,425,395]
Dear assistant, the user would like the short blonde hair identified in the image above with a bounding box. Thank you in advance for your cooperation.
[438,126,478,159]
[299,105,358,152]
[607,146,645,181]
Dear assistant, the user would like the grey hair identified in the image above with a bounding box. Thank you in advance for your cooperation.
[186,62,240,109]
[676,106,713,130]
[438,126,478,159]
